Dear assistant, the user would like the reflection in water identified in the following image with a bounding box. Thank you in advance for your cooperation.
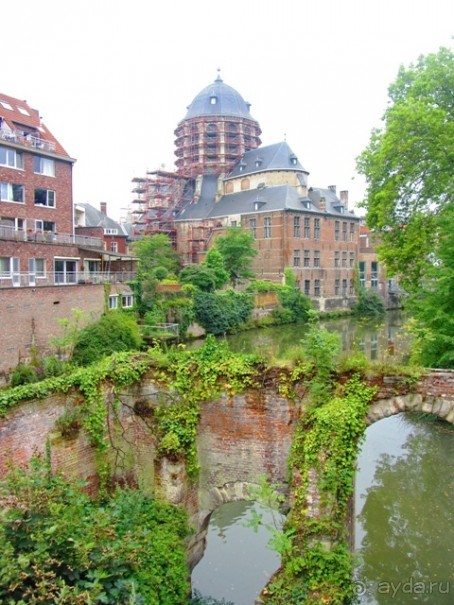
[191,501,282,605]
[355,414,454,604]
[215,310,409,363]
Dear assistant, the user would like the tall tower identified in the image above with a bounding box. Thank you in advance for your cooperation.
[174,72,262,178]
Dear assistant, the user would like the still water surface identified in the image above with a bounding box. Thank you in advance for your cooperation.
[355,413,454,604]
[191,501,282,605]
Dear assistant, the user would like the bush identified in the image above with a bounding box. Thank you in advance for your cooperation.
[194,289,253,335]
[10,362,39,386]
[72,312,143,366]
[0,457,190,604]
[353,288,385,317]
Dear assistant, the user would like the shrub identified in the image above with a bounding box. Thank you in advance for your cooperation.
[353,288,385,317]
[194,289,253,335]
[0,457,190,604]
[10,362,39,387]
[72,312,143,366]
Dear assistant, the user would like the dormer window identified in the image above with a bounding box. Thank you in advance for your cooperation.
[239,161,247,172]
[301,199,311,209]
[210,94,217,105]
[253,200,265,211]
[290,154,298,166]
[255,157,263,168]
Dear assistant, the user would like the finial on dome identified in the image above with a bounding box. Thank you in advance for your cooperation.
[215,67,223,83]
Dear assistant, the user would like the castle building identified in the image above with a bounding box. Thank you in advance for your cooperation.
[132,74,362,311]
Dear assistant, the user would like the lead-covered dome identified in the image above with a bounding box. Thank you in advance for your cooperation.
[184,73,255,120]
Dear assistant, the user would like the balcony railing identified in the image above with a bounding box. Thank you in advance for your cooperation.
[0,225,104,249]
[0,271,136,289]
[0,129,57,152]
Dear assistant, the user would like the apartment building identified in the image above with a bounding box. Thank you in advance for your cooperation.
[0,93,135,379]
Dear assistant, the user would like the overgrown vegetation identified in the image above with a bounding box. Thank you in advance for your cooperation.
[353,287,385,317]
[194,289,253,335]
[72,312,143,366]
[0,456,190,604]
[262,375,378,605]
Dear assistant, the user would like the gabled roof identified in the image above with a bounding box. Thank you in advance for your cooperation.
[226,141,309,179]
[0,92,72,158]
[77,203,128,235]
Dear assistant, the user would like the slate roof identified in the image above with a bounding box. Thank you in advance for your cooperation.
[182,74,256,121]
[0,92,72,158]
[308,187,357,217]
[226,141,309,178]
[177,175,219,220]
[78,203,128,235]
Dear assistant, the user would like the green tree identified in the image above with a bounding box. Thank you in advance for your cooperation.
[213,227,257,285]
[203,247,229,289]
[357,47,454,367]
[357,47,454,291]
[133,234,180,276]
[179,264,217,291]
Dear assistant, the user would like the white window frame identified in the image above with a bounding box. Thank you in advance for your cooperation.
[34,188,56,207]
[54,258,78,285]
[0,146,23,169]
[0,182,24,203]
[122,294,134,308]
[33,156,55,176]
[104,228,118,235]
[108,295,119,309]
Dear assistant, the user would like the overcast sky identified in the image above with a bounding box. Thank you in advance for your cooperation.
[2,0,452,221]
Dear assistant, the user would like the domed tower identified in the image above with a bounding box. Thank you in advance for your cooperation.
[174,72,262,178]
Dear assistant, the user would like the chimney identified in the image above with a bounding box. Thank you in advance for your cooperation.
[339,190,349,210]
[100,202,107,215]
[319,196,326,211]
[328,185,336,194]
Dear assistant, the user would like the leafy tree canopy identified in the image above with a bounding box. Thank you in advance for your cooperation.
[203,247,230,289]
[213,227,257,284]
[357,47,454,292]
[133,234,180,276]
[179,264,217,292]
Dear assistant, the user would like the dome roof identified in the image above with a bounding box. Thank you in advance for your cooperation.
[183,73,255,120]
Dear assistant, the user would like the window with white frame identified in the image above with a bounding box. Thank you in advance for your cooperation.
[371,261,379,289]
[359,261,366,287]
[104,228,118,235]
[122,294,134,308]
[0,182,24,203]
[54,259,77,284]
[29,258,46,278]
[0,146,23,169]
[34,188,55,207]
[108,295,119,309]
[0,256,11,278]
[33,156,55,176]
[35,220,56,232]
[110,241,118,252]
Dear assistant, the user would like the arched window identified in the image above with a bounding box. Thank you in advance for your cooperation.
[241,178,250,191]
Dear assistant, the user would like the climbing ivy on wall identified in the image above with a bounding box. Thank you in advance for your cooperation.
[261,374,378,605]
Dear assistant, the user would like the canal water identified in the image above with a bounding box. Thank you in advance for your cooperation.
[191,313,453,604]
[354,413,454,604]
[191,500,283,605]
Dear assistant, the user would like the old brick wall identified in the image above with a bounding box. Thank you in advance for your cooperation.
[0,284,105,379]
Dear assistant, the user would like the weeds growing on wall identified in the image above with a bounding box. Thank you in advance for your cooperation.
[261,375,378,605]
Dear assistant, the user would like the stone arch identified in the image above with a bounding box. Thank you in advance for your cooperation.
[366,392,454,426]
